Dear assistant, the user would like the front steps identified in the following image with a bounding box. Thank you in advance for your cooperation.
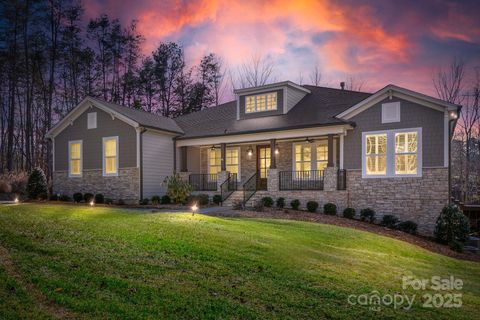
[221,191,244,207]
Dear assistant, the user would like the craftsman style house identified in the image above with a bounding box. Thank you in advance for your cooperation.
[46,81,460,234]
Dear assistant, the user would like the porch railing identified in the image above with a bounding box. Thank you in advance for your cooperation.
[337,169,347,190]
[189,173,217,191]
[279,170,324,190]
[243,172,258,204]
[220,173,238,203]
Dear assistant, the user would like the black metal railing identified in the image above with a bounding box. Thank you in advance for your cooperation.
[220,173,238,203]
[189,173,217,191]
[243,172,258,204]
[279,170,324,190]
[337,169,347,190]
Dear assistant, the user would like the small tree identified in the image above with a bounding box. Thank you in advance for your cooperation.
[26,168,48,199]
[434,205,470,244]
[163,173,193,204]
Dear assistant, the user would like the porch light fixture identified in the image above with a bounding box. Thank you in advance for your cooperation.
[275,145,279,155]
[305,137,313,144]
[247,146,253,157]
[449,111,458,120]
[191,203,198,216]
[210,145,216,151]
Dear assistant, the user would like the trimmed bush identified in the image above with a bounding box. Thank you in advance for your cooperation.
[290,199,300,210]
[434,205,470,244]
[139,198,149,205]
[59,195,71,202]
[360,208,375,223]
[151,195,161,205]
[307,201,319,213]
[161,195,171,204]
[94,194,105,204]
[253,200,264,212]
[49,194,58,201]
[276,197,285,208]
[84,193,94,203]
[323,203,337,215]
[26,168,48,199]
[397,221,418,235]
[117,199,125,205]
[343,208,355,219]
[73,193,83,203]
[262,196,274,207]
[381,215,399,229]
[188,194,209,206]
[105,198,114,205]
[212,194,222,205]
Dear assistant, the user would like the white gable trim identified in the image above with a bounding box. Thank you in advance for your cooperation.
[46,97,139,139]
[336,84,459,120]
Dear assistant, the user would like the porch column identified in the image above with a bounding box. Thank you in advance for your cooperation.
[339,134,344,169]
[220,143,226,171]
[180,146,188,172]
[270,139,276,169]
[327,134,334,167]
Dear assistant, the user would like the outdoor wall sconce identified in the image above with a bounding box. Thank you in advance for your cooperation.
[247,146,253,157]
[275,145,279,155]
[305,137,313,144]
[210,145,216,151]
[449,111,458,120]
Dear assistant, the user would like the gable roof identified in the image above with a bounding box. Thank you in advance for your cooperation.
[174,85,371,139]
[46,96,183,138]
[335,84,460,119]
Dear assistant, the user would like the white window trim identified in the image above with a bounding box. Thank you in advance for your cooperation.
[245,92,278,113]
[381,102,401,123]
[68,140,83,178]
[292,140,329,172]
[362,127,422,178]
[87,112,97,129]
[102,136,119,177]
[207,147,241,181]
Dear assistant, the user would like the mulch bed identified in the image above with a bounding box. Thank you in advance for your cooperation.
[207,208,480,263]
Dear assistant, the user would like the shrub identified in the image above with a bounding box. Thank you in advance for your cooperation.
[94,194,105,204]
[59,195,71,202]
[343,207,356,219]
[49,194,58,201]
[117,199,125,205]
[233,200,243,210]
[83,193,94,203]
[449,240,464,253]
[397,221,418,235]
[290,199,300,210]
[0,180,12,193]
[38,192,48,200]
[139,198,149,205]
[381,215,399,229]
[73,193,83,203]
[151,195,161,205]
[253,200,264,212]
[161,195,171,204]
[276,197,285,208]
[360,208,375,223]
[1,172,28,194]
[307,201,319,213]
[434,205,470,244]
[323,203,337,215]
[105,198,114,205]
[212,194,222,205]
[164,174,193,204]
[262,196,274,207]
[26,168,48,199]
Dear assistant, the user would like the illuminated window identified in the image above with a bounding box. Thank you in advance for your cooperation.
[226,148,239,176]
[295,144,311,177]
[103,137,118,176]
[259,147,271,178]
[69,141,82,177]
[365,134,387,175]
[316,144,328,171]
[245,92,277,113]
[208,149,221,175]
[395,132,418,175]
[209,148,240,179]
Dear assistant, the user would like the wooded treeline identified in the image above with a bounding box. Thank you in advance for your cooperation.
[0,0,226,176]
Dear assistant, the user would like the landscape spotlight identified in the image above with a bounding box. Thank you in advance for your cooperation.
[14,197,19,204]
[90,200,94,206]
[191,203,198,215]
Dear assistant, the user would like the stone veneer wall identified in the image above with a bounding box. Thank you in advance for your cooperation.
[53,168,140,203]
[346,167,448,234]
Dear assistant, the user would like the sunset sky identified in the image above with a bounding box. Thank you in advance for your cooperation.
[83,0,480,97]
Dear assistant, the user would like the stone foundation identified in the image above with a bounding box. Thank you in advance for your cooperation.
[53,168,140,204]
[346,167,448,235]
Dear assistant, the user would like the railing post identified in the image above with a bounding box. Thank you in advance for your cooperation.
[217,171,229,192]
[324,167,337,191]
[267,169,279,192]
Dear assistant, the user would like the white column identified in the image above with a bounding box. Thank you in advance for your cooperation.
[339,134,344,170]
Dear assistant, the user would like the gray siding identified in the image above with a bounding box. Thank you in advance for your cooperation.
[238,89,284,119]
[55,106,137,171]
[285,87,307,113]
[142,131,174,198]
[343,97,445,169]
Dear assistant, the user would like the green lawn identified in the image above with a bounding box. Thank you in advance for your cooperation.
[0,204,479,319]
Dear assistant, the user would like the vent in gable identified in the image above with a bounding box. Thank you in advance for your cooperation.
[87,112,97,129]
[381,102,400,123]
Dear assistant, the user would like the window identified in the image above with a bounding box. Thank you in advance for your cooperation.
[382,102,400,123]
[87,112,97,129]
[208,148,240,178]
[208,149,221,175]
[293,142,330,177]
[316,144,328,171]
[365,134,387,175]
[395,132,418,175]
[259,147,271,178]
[69,141,82,177]
[103,137,118,176]
[295,144,311,177]
[362,128,422,178]
[245,92,277,113]
[226,148,239,176]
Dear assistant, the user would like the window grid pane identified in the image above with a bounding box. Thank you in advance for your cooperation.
[395,132,418,174]
[245,92,277,113]
[104,138,118,174]
[365,134,387,175]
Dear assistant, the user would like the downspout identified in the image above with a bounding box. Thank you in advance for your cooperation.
[139,127,147,200]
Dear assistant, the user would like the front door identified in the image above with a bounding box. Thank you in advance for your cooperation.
[257,146,270,190]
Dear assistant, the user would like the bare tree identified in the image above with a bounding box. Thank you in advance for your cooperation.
[233,54,276,89]
[309,65,322,86]
[344,76,366,91]
[433,57,465,104]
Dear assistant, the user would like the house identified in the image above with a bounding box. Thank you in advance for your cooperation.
[46,81,460,234]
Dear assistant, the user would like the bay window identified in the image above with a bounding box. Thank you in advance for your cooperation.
[69,140,82,177]
[103,136,118,176]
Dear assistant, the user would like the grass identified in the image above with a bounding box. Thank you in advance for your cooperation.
[0,204,479,319]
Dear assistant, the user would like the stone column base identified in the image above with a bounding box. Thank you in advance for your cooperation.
[267,169,279,192]
[324,167,338,191]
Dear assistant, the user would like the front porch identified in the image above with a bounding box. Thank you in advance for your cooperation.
[176,133,347,203]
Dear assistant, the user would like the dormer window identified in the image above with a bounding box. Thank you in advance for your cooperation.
[245,92,277,113]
